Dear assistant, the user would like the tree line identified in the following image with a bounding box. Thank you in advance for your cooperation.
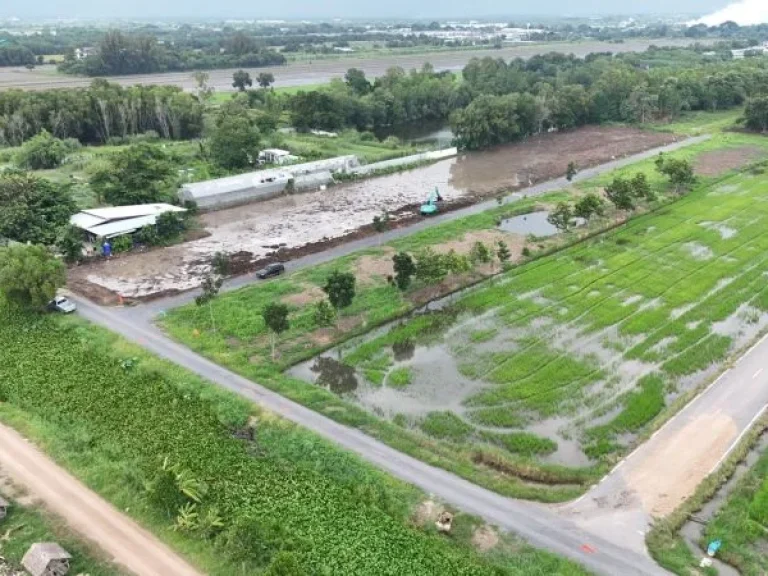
[58,30,285,76]
[0,80,203,146]
[451,52,768,149]
[277,49,768,149]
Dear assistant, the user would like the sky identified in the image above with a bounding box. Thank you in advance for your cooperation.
[2,0,734,21]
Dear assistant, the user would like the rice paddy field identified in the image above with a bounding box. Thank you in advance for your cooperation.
[701,439,768,575]
[163,131,768,499]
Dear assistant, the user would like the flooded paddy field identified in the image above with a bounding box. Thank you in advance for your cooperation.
[291,161,768,475]
[70,126,674,301]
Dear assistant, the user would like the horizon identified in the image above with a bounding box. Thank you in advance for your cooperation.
[0,1,729,22]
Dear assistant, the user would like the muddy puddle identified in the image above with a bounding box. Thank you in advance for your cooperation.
[679,432,768,576]
[498,211,585,237]
[292,344,487,418]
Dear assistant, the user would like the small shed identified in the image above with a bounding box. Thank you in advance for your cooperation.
[0,495,8,520]
[22,543,72,576]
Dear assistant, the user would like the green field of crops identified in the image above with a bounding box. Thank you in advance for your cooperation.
[329,136,768,473]
[0,499,121,575]
[162,131,768,500]
[702,442,768,575]
[0,303,589,575]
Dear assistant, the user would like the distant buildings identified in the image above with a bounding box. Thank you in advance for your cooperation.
[731,43,768,59]
[74,46,95,60]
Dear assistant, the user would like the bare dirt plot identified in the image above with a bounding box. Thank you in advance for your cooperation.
[68,126,676,301]
[694,146,764,176]
[451,127,678,196]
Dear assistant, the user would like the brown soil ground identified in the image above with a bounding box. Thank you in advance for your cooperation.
[694,146,764,176]
[451,127,678,196]
[68,126,677,302]
[281,284,326,307]
[472,525,500,552]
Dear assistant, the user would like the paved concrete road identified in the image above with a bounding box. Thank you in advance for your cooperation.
[71,294,666,576]
[0,423,202,576]
[562,332,768,555]
[132,135,710,320]
[0,39,703,92]
[62,138,717,576]
[62,134,740,575]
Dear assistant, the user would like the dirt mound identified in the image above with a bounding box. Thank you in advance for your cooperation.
[694,146,764,177]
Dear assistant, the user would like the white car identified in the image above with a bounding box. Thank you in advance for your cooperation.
[48,296,77,314]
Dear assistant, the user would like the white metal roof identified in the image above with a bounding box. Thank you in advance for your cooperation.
[261,148,291,156]
[70,203,186,238]
[86,215,159,238]
[79,204,185,221]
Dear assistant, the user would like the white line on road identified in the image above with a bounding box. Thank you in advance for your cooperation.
[753,368,763,379]
[707,403,768,475]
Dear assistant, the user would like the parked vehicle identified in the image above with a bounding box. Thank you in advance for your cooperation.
[47,296,77,314]
[256,263,286,279]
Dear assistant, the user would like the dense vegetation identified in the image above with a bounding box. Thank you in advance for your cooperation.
[58,30,285,76]
[278,49,768,148]
[0,301,588,575]
[162,134,768,498]
[0,171,75,244]
[0,80,203,146]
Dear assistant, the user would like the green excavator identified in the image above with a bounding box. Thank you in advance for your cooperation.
[420,187,444,216]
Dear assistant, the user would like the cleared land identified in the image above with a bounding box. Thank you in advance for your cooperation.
[162,132,768,501]
[69,126,676,301]
[0,39,704,92]
[0,302,588,576]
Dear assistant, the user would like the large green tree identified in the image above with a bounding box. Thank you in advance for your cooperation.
[0,171,76,245]
[232,69,253,92]
[209,110,261,170]
[323,271,356,311]
[745,96,768,133]
[262,302,290,360]
[0,244,66,308]
[90,143,177,206]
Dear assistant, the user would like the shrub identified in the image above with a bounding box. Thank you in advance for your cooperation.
[420,412,473,442]
[111,235,134,253]
[313,300,336,327]
[16,130,78,170]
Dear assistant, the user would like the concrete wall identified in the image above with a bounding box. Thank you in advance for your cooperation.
[350,148,458,176]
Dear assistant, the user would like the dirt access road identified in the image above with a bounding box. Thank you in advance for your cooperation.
[0,39,703,92]
[0,423,202,576]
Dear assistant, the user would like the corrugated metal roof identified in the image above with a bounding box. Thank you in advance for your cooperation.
[86,215,158,238]
[70,203,186,238]
[70,213,103,230]
[79,204,185,221]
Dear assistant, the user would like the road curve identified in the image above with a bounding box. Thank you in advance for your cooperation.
[0,39,704,92]
[71,294,666,576]
[0,423,202,576]
[61,136,713,576]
